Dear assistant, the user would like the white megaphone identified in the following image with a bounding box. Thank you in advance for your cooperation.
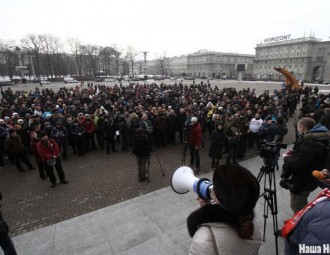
[170,166,213,201]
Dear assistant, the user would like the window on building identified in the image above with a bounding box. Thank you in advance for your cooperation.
[317,48,325,54]
[295,65,298,68]
[289,65,292,68]
[301,64,304,67]
[284,65,286,68]
[316,56,324,62]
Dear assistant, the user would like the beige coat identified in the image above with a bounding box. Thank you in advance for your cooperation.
[189,222,261,255]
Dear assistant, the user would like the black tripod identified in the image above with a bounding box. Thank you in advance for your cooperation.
[257,158,279,255]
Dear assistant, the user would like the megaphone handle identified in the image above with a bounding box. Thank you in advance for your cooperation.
[196,178,211,201]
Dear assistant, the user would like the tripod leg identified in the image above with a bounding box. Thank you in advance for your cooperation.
[260,170,279,255]
[155,153,165,176]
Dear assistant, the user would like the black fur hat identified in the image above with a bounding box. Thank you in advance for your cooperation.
[213,164,260,216]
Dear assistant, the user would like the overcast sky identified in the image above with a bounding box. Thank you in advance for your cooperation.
[1,0,329,59]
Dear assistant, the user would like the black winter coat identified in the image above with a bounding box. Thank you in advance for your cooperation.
[284,131,330,194]
[132,133,151,158]
[209,129,224,159]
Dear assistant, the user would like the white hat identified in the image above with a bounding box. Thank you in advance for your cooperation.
[191,117,198,123]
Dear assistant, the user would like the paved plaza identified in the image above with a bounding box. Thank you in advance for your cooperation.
[0,145,323,255]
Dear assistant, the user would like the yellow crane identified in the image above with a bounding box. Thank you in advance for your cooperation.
[274,67,301,90]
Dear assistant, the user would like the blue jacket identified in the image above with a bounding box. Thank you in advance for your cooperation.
[285,199,330,255]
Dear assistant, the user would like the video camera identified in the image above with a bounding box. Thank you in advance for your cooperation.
[259,136,287,162]
[171,166,214,202]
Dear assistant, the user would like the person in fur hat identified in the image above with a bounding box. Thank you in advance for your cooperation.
[187,164,261,255]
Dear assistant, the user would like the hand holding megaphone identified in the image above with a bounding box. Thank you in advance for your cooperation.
[171,166,214,202]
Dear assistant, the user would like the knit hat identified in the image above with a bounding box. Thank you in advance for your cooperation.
[213,165,260,215]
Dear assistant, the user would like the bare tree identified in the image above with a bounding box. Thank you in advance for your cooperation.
[67,38,83,76]
[156,52,169,75]
[38,34,63,78]
[126,46,139,76]
[21,34,43,77]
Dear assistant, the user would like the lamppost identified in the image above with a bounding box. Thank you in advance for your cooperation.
[142,51,149,75]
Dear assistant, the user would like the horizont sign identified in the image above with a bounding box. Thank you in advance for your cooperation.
[264,34,291,43]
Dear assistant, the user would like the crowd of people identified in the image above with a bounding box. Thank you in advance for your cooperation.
[0,81,304,181]
[2,79,330,254]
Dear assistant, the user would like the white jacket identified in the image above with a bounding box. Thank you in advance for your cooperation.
[249,118,263,133]
[189,222,261,255]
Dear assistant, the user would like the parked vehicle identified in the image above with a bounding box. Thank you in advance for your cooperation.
[323,81,330,85]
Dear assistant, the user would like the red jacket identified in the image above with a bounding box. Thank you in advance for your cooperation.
[37,138,60,163]
[82,119,96,133]
[188,123,202,148]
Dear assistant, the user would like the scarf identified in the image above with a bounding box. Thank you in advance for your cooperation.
[282,188,330,238]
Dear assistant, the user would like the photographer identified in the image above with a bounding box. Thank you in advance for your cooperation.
[280,117,330,213]
[259,116,288,143]
[0,191,17,255]
[132,128,151,182]
[187,164,261,255]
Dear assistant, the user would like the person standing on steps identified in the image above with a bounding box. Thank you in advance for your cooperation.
[188,117,202,174]
[37,132,68,188]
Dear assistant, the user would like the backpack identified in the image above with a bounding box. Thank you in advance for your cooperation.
[315,140,330,169]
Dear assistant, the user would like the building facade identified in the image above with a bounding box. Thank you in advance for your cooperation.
[187,50,254,79]
[167,55,187,76]
[253,36,330,81]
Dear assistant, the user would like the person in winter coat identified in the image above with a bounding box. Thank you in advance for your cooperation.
[30,131,47,180]
[51,120,68,160]
[248,113,263,148]
[226,120,242,165]
[4,129,35,172]
[102,115,117,154]
[81,114,96,152]
[259,116,288,143]
[0,191,17,255]
[283,187,330,255]
[132,128,151,182]
[119,115,129,152]
[187,164,261,255]
[96,115,106,150]
[188,117,202,174]
[319,107,330,130]
[280,117,330,213]
[209,123,225,168]
[167,110,177,145]
[0,122,7,168]
[37,132,68,188]
[70,119,85,156]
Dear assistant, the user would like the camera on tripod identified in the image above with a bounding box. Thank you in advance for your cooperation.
[259,137,287,163]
